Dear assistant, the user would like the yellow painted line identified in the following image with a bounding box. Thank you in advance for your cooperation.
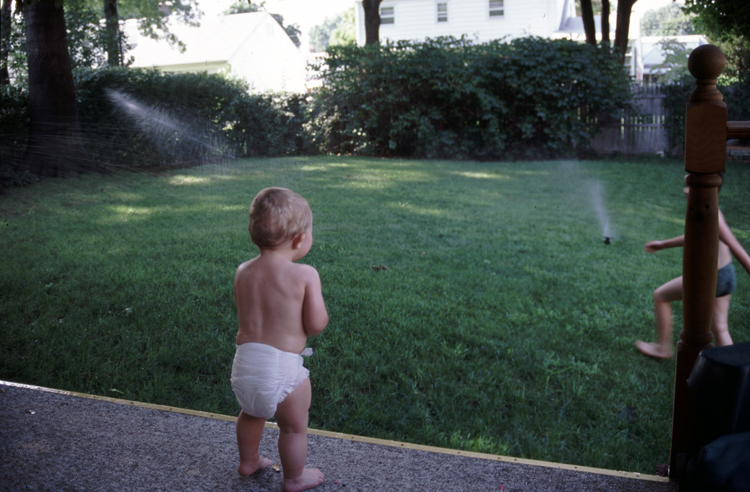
[2,381,670,483]
[297,426,669,483]
[1,380,236,423]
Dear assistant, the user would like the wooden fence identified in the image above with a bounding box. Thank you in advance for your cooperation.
[591,84,673,155]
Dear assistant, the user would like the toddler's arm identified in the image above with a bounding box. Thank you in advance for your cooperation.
[301,265,328,337]
[645,235,685,253]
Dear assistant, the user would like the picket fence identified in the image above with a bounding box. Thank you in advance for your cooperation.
[590,84,674,155]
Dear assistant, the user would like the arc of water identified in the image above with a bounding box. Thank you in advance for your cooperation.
[589,180,611,240]
[105,88,234,158]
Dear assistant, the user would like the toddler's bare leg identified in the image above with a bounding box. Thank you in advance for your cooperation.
[712,295,733,346]
[236,410,272,476]
[275,378,324,492]
[636,276,683,358]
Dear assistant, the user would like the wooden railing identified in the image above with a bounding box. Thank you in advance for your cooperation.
[669,45,749,480]
[727,121,750,141]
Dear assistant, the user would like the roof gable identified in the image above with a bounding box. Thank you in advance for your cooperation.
[128,12,294,68]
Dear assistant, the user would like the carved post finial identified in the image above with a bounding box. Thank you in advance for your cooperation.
[687,45,726,105]
[684,45,727,173]
[688,44,727,80]
[688,45,726,81]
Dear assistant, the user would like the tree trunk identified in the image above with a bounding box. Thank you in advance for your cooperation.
[601,0,610,44]
[104,0,121,66]
[614,0,637,65]
[23,0,98,177]
[362,0,382,46]
[580,0,596,47]
[1,0,11,84]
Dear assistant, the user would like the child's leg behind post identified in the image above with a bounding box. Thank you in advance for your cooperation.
[237,410,272,476]
[712,295,733,346]
[636,276,683,358]
[274,378,324,492]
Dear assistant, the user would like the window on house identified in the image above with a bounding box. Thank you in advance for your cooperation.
[437,3,448,22]
[380,6,395,25]
[489,0,504,17]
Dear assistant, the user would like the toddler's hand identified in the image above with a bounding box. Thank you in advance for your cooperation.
[644,241,662,253]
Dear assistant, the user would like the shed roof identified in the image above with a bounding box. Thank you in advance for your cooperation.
[128,12,293,69]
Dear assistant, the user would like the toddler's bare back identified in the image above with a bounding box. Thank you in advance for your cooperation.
[234,254,312,354]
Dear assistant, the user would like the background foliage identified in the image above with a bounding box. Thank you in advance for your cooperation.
[309,37,632,160]
[0,67,311,175]
[641,3,696,37]
[308,7,356,53]
[682,0,750,77]
[1,34,748,179]
[65,5,110,69]
[0,84,29,184]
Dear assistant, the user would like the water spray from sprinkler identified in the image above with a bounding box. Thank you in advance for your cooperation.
[105,88,235,160]
[603,219,611,244]
[589,181,613,246]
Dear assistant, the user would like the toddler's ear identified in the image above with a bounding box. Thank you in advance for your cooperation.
[292,232,307,249]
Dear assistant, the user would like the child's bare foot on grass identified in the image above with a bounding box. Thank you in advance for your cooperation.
[635,340,674,359]
[238,456,272,476]
[283,468,324,492]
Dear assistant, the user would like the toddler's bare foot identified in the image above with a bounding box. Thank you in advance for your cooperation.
[636,340,674,359]
[283,468,324,492]
[238,456,272,476]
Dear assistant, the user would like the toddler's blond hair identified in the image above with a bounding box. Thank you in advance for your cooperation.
[248,187,312,248]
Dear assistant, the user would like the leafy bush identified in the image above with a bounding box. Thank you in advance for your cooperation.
[309,37,632,160]
[222,92,312,158]
[723,73,750,122]
[662,74,694,154]
[73,67,310,167]
[0,85,30,186]
[65,6,109,70]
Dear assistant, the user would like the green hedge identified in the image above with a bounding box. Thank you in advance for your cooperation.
[0,85,30,185]
[73,67,311,166]
[309,37,632,159]
[6,39,745,175]
[1,68,312,175]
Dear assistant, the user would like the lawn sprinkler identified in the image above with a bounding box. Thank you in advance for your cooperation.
[603,236,611,245]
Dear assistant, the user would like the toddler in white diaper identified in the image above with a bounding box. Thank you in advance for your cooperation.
[231,187,328,492]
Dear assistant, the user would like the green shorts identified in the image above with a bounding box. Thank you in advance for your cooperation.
[716,262,736,298]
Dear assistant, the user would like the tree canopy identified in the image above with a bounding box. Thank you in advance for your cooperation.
[641,3,696,36]
[682,0,750,76]
[682,0,750,42]
[78,0,200,64]
[309,7,355,53]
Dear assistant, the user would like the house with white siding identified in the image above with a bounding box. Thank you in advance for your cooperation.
[353,0,578,45]
[352,0,687,82]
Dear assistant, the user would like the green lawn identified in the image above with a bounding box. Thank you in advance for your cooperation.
[1,156,748,474]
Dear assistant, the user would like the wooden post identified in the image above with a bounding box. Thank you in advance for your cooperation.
[669,45,727,479]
